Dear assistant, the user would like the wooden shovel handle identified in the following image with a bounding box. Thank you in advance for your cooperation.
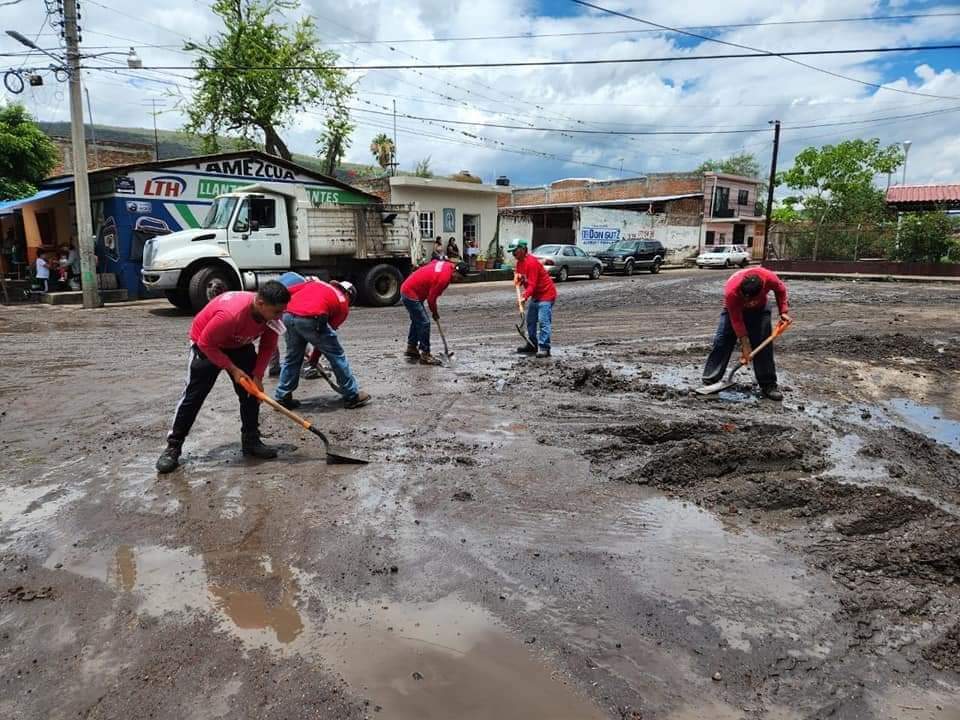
[238,376,312,430]
[742,318,792,365]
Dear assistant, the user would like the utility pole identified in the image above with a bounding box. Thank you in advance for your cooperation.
[762,120,781,262]
[392,98,398,177]
[151,98,161,160]
[84,87,99,168]
[901,140,911,186]
[64,0,101,308]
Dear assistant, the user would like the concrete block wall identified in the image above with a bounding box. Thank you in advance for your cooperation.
[507,173,703,207]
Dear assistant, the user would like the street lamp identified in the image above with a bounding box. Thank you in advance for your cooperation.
[902,140,912,186]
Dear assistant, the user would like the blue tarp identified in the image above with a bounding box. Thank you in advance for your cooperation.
[0,187,69,213]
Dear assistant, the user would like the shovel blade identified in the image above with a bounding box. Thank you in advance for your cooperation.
[694,379,734,395]
[516,324,535,349]
[325,446,369,465]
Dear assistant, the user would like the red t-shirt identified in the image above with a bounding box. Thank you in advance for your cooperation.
[189,291,279,378]
[514,253,557,302]
[285,280,350,329]
[723,267,789,338]
[401,260,455,314]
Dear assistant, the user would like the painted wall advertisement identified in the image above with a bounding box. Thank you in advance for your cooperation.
[577,207,699,260]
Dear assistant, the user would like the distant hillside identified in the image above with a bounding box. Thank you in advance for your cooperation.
[38,121,387,183]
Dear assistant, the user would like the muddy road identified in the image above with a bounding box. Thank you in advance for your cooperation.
[1,269,959,720]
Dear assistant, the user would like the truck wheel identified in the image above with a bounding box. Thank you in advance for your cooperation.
[361,263,404,306]
[624,260,635,276]
[164,290,192,312]
[188,265,233,312]
[650,258,662,274]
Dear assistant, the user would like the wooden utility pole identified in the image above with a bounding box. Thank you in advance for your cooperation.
[64,0,102,308]
[762,120,781,262]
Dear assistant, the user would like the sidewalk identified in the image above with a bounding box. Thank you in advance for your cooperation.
[775,270,960,285]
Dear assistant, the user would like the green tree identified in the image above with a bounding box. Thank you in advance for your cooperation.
[369,133,395,170]
[414,155,432,178]
[697,152,761,179]
[892,211,958,263]
[317,85,354,176]
[0,104,59,200]
[183,0,352,160]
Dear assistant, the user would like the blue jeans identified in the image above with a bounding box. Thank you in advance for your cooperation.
[275,313,360,400]
[526,299,554,350]
[702,307,776,387]
[402,295,431,353]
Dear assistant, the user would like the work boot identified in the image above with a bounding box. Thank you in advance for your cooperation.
[302,365,321,379]
[419,351,443,366]
[155,442,182,474]
[516,344,537,354]
[760,385,783,401]
[344,391,372,409]
[242,434,278,459]
[404,344,421,359]
[535,348,551,359]
[276,393,301,410]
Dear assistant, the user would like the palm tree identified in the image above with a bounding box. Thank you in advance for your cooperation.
[369,133,395,171]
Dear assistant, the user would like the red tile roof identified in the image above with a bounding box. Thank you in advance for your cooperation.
[886,184,960,204]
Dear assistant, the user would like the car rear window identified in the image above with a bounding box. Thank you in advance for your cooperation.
[535,245,561,255]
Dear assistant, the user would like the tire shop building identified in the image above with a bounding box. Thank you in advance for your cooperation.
[37,150,378,298]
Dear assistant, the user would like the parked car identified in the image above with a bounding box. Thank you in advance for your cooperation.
[593,239,665,275]
[696,245,751,269]
[532,244,603,281]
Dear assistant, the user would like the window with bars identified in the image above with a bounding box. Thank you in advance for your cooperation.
[738,189,749,206]
[418,211,434,239]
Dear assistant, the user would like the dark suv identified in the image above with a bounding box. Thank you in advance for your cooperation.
[594,239,666,275]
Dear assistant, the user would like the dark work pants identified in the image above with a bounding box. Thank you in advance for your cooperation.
[702,307,777,388]
[167,344,259,446]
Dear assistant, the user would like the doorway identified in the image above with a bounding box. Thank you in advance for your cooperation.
[733,223,745,245]
[463,214,480,268]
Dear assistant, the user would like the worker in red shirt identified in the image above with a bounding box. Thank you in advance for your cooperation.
[155,281,291,474]
[702,267,792,400]
[400,256,469,365]
[273,275,370,410]
[509,238,557,358]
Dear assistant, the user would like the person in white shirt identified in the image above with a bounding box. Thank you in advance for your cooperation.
[35,252,50,292]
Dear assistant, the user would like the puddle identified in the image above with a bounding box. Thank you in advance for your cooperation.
[319,595,606,720]
[886,399,960,451]
[46,543,311,650]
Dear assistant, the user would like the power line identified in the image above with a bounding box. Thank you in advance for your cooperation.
[570,0,960,102]
[85,44,960,72]
[316,12,960,45]
[350,104,960,136]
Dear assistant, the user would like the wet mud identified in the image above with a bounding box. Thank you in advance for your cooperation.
[2,271,959,719]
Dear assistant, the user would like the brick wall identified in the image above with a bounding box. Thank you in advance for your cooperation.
[354,177,392,203]
[50,137,154,176]
[508,173,703,207]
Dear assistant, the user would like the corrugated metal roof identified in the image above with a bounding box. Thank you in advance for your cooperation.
[503,193,703,211]
[886,184,960,204]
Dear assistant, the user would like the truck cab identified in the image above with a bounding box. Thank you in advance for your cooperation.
[142,183,417,312]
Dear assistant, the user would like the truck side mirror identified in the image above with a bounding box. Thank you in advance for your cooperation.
[234,220,249,233]
[249,219,260,232]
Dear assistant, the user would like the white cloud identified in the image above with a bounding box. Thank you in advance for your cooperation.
[1,0,958,186]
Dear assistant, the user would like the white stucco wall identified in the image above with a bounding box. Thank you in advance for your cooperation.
[577,207,700,261]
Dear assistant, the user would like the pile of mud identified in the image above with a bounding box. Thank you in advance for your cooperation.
[556,363,633,392]
[785,333,960,369]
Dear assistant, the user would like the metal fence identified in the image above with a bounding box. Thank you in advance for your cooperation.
[768,223,897,261]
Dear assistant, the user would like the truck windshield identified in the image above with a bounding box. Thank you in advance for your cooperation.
[201,197,238,229]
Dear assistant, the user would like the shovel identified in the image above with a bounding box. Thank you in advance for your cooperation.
[695,318,792,396]
[238,377,369,464]
[515,285,536,350]
[434,317,456,364]
[310,362,344,394]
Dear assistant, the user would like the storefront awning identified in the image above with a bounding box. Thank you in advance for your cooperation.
[0,187,69,214]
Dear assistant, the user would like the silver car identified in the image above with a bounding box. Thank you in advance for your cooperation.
[533,244,603,281]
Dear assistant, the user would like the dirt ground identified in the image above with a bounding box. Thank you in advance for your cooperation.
[1,269,959,720]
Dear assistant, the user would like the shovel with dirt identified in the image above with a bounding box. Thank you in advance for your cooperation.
[695,318,792,396]
[434,318,456,365]
[515,285,536,350]
[238,377,369,464]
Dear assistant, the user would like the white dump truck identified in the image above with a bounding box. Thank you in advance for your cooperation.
[141,182,420,311]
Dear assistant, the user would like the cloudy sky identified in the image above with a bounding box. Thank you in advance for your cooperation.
[2,0,959,187]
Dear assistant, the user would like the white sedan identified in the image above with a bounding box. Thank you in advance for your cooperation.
[696,245,751,268]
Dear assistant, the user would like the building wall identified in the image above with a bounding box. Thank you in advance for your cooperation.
[577,207,700,261]
[702,174,762,219]
[497,214,533,256]
[508,173,703,207]
[20,192,75,263]
[387,185,502,257]
[51,137,155,175]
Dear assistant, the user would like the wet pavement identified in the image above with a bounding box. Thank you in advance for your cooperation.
[1,269,959,719]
